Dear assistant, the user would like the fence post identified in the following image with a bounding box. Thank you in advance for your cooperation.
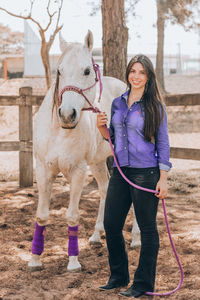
[19,87,33,187]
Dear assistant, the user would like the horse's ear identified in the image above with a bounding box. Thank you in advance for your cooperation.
[84,30,93,52]
[59,31,68,53]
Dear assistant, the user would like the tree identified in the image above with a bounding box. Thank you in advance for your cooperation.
[101,0,139,82]
[0,23,24,54]
[101,0,128,172]
[101,0,128,82]
[156,0,199,93]
[0,0,64,89]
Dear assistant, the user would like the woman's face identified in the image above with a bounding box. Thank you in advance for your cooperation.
[128,62,148,91]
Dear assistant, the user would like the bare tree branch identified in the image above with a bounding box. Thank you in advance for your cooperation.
[47,0,63,48]
[44,11,57,32]
[125,0,140,19]
[44,0,57,32]
[55,0,64,32]
[29,0,35,16]
[0,0,64,89]
[46,0,51,14]
[0,6,43,32]
[47,24,63,51]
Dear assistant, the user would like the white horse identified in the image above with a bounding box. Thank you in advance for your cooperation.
[28,30,140,272]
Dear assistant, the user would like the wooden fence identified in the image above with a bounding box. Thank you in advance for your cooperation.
[0,87,43,187]
[0,87,200,187]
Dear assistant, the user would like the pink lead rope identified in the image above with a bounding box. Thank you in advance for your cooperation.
[104,126,184,296]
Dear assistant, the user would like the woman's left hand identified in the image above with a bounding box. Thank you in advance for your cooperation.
[155,179,168,199]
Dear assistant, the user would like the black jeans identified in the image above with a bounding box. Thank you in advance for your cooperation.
[104,166,160,292]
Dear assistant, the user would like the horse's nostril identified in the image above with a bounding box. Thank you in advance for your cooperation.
[58,108,62,117]
[71,109,77,121]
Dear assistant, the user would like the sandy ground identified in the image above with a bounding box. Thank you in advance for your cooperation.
[0,74,200,299]
[0,169,200,300]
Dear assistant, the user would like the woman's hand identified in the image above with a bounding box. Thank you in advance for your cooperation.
[155,179,168,199]
[97,112,108,129]
[96,112,109,140]
[155,170,168,199]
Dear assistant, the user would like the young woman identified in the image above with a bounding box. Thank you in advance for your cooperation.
[97,54,172,298]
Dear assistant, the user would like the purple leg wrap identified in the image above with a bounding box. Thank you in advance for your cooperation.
[31,221,46,255]
[68,225,79,256]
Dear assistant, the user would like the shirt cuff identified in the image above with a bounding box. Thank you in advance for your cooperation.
[159,163,171,172]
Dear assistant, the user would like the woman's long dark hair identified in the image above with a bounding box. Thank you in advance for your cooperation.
[126,54,164,142]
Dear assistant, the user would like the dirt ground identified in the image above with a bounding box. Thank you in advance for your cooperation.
[0,168,200,300]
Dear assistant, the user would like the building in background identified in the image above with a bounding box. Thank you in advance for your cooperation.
[24,21,44,77]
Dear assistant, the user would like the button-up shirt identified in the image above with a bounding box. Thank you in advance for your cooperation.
[108,90,172,171]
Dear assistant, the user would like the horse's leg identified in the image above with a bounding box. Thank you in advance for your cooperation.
[89,161,109,244]
[28,158,58,269]
[130,209,141,248]
[63,161,87,272]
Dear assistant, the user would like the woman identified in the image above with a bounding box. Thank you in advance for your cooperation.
[97,54,172,298]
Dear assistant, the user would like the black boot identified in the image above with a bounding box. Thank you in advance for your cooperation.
[119,286,145,298]
[99,278,129,291]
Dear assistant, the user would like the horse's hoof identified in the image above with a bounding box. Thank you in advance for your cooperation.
[27,265,44,272]
[67,266,82,272]
[89,233,101,244]
[89,240,102,247]
[67,256,81,272]
[28,254,43,270]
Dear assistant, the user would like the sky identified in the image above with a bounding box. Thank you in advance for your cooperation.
[0,0,200,57]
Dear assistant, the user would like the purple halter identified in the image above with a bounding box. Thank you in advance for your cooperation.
[58,57,102,113]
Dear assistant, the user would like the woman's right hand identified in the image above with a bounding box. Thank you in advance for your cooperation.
[97,112,108,129]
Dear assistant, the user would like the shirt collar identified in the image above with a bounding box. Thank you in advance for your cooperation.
[121,90,129,102]
[121,90,144,104]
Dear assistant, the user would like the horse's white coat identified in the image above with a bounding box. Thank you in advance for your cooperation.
[28,31,140,271]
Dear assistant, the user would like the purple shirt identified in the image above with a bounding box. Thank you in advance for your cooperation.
[108,90,172,171]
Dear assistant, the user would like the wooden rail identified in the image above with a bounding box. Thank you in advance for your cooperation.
[0,90,200,187]
[165,93,200,106]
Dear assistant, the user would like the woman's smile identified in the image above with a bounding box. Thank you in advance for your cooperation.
[128,62,148,91]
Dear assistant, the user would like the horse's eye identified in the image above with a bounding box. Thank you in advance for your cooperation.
[84,68,90,76]
[57,69,61,76]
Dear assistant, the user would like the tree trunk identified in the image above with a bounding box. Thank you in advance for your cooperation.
[43,51,51,90]
[41,45,51,90]
[156,0,166,93]
[101,0,128,82]
[101,0,128,172]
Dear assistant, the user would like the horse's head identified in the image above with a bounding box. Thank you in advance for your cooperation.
[54,30,97,129]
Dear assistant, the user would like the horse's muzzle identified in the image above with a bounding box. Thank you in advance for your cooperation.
[58,108,78,128]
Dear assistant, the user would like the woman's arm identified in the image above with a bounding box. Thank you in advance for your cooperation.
[155,105,172,170]
[155,105,171,199]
